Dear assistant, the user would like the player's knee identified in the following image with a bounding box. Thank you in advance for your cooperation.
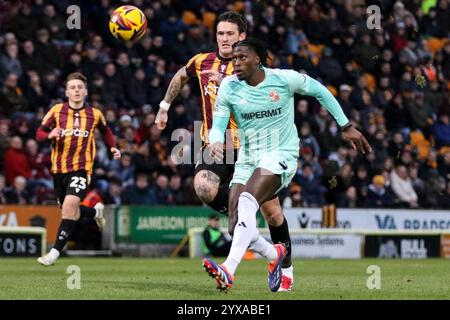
[61,197,80,220]
[194,170,219,204]
[261,200,284,227]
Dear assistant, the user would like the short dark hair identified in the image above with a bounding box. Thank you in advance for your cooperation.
[216,11,248,34]
[66,72,87,87]
[208,214,219,220]
[233,38,270,66]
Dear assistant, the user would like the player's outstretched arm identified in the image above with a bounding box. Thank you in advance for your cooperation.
[155,66,190,130]
[98,121,121,159]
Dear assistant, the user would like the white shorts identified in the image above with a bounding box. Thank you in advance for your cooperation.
[231,151,297,192]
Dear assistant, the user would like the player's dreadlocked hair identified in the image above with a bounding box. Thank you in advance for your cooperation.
[232,38,270,67]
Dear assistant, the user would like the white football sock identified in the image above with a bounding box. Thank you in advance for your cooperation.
[282,265,293,278]
[49,248,60,260]
[249,235,278,262]
[223,192,259,275]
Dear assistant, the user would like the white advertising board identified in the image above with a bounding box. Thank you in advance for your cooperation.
[283,208,450,230]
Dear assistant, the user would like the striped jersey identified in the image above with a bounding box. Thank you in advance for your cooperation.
[40,102,108,175]
[185,51,240,149]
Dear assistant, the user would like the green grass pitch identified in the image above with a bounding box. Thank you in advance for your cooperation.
[0,258,449,299]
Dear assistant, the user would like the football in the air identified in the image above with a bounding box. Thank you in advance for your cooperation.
[109,5,147,42]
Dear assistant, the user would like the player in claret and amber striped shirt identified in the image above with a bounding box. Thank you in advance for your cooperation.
[36,72,121,266]
[155,12,295,291]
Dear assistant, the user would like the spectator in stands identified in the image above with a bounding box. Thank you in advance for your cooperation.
[41,71,59,98]
[372,130,389,162]
[4,136,32,185]
[126,69,147,108]
[318,120,341,156]
[154,173,171,205]
[438,151,450,182]
[352,164,370,201]
[423,170,446,208]
[104,108,120,136]
[433,112,450,148]
[409,162,425,200]
[41,4,66,42]
[117,119,139,153]
[337,186,359,208]
[102,177,122,207]
[24,71,50,112]
[294,100,313,128]
[365,175,396,208]
[387,131,406,159]
[10,3,38,41]
[0,73,29,117]
[283,183,303,208]
[147,75,165,108]
[122,172,157,205]
[13,118,34,142]
[390,164,419,208]
[295,163,325,207]
[169,174,185,205]
[425,80,446,114]
[5,175,30,204]
[0,41,23,81]
[25,138,52,188]
[385,92,411,135]
[34,28,62,75]
[19,41,40,74]
[62,52,83,79]
[405,91,433,133]
[82,47,103,81]
[328,145,349,168]
[299,146,323,178]
[419,148,439,177]
[336,84,354,116]
[108,152,135,189]
[102,63,124,108]
[299,123,320,157]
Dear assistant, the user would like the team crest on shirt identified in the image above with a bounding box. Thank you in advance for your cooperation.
[269,90,280,102]
[74,113,80,128]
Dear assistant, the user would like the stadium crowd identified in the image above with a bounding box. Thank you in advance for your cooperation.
[0,0,449,209]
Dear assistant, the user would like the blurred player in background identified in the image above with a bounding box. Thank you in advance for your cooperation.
[155,11,294,291]
[36,72,121,266]
[203,39,372,292]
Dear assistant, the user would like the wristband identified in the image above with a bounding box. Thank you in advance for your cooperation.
[340,122,352,131]
[159,100,171,111]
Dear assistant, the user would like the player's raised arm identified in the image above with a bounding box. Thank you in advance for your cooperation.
[155,65,191,130]
[287,71,372,154]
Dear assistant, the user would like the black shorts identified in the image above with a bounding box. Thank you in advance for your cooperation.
[53,171,91,206]
[194,146,238,187]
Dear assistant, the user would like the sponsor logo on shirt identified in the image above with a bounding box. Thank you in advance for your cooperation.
[240,107,282,120]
